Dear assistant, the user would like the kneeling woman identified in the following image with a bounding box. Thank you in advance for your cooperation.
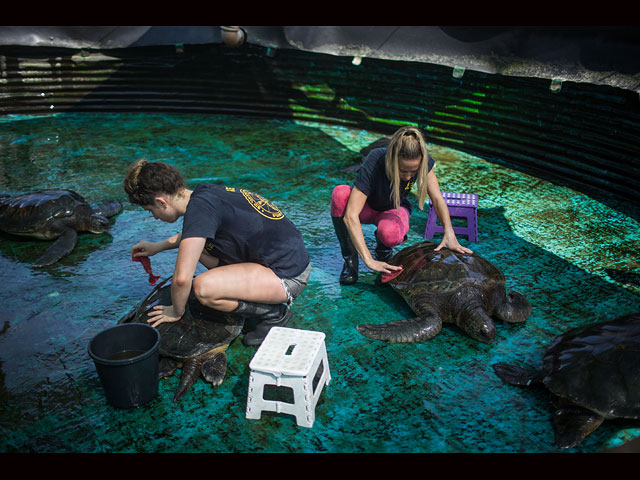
[331,125,472,284]
[124,160,310,346]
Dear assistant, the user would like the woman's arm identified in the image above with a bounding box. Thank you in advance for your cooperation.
[426,170,473,255]
[132,232,182,258]
[343,187,402,274]
[146,236,205,327]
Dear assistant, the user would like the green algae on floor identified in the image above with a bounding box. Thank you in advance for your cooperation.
[0,112,638,453]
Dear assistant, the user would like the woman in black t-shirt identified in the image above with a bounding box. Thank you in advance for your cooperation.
[330,125,472,285]
[123,160,310,346]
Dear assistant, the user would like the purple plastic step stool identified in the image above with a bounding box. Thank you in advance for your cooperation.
[424,192,478,242]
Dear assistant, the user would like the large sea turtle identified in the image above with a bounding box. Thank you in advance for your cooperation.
[493,312,640,449]
[0,189,122,267]
[357,241,531,343]
[119,277,244,402]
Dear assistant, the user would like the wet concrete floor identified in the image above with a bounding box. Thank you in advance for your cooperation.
[0,113,638,452]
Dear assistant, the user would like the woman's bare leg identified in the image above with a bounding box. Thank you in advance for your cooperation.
[192,262,288,312]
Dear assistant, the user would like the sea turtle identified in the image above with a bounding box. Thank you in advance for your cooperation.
[0,189,122,267]
[118,277,244,402]
[357,241,531,343]
[493,312,640,449]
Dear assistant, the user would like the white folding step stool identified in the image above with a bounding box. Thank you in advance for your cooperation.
[245,327,331,428]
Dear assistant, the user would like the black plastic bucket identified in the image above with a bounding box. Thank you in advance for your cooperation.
[88,323,161,409]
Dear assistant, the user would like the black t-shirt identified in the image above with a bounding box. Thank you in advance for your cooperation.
[181,184,310,278]
[354,147,435,214]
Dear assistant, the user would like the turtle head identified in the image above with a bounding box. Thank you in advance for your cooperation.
[86,213,111,233]
[464,312,497,343]
[456,303,497,343]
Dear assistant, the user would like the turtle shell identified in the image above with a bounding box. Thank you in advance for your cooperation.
[0,189,89,236]
[127,278,243,360]
[388,241,505,296]
[541,312,640,419]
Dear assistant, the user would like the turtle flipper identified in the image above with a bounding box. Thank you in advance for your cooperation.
[552,406,605,449]
[492,363,540,386]
[118,306,137,324]
[494,291,531,324]
[357,313,442,343]
[159,357,178,378]
[33,228,77,267]
[94,200,123,218]
[201,352,228,386]
[173,357,202,402]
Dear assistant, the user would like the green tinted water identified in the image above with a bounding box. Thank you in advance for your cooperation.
[0,113,638,452]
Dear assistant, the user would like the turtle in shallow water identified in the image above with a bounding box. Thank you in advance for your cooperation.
[119,277,244,402]
[493,312,640,449]
[357,241,531,343]
[0,189,122,267]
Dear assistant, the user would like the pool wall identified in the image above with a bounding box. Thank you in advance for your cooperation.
[1,43,638,207]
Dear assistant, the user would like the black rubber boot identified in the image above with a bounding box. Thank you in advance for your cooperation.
[331,215,358,285]
[374,229,393,262]
[236,301,292,347]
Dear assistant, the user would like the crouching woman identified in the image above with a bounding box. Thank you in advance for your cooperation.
[124,159,310,346]
[330,125,472,284]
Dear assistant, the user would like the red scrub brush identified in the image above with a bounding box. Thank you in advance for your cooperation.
[132,248,161,285]
[381,266,403,283]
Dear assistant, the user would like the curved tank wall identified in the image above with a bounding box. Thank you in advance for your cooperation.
[0,43,638,207]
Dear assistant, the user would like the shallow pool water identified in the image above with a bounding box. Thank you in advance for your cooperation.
[0,112,638,452]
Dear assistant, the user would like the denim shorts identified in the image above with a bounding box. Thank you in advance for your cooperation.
[278,263,310,305]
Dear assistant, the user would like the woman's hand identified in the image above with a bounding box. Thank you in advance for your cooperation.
[146,304,183,328]
[131,240,163,258]
[147,305,182,327]
[364,258,404,274]
[434,233,474,255]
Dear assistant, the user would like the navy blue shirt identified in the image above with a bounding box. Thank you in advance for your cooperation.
[181,184,310,278]
[354,147,435,214]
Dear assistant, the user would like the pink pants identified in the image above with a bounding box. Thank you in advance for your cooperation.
[330,185,410,247]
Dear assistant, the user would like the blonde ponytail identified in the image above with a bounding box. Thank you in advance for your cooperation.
[384,126,430,210]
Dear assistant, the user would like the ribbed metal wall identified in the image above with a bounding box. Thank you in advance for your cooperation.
[1,43,638,205]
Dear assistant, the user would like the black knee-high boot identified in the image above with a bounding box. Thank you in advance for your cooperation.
[235,301,292,347]
[374,229,393,262]
[331,215,358,285]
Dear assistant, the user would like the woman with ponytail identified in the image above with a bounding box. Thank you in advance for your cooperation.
[330,125,472,285]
